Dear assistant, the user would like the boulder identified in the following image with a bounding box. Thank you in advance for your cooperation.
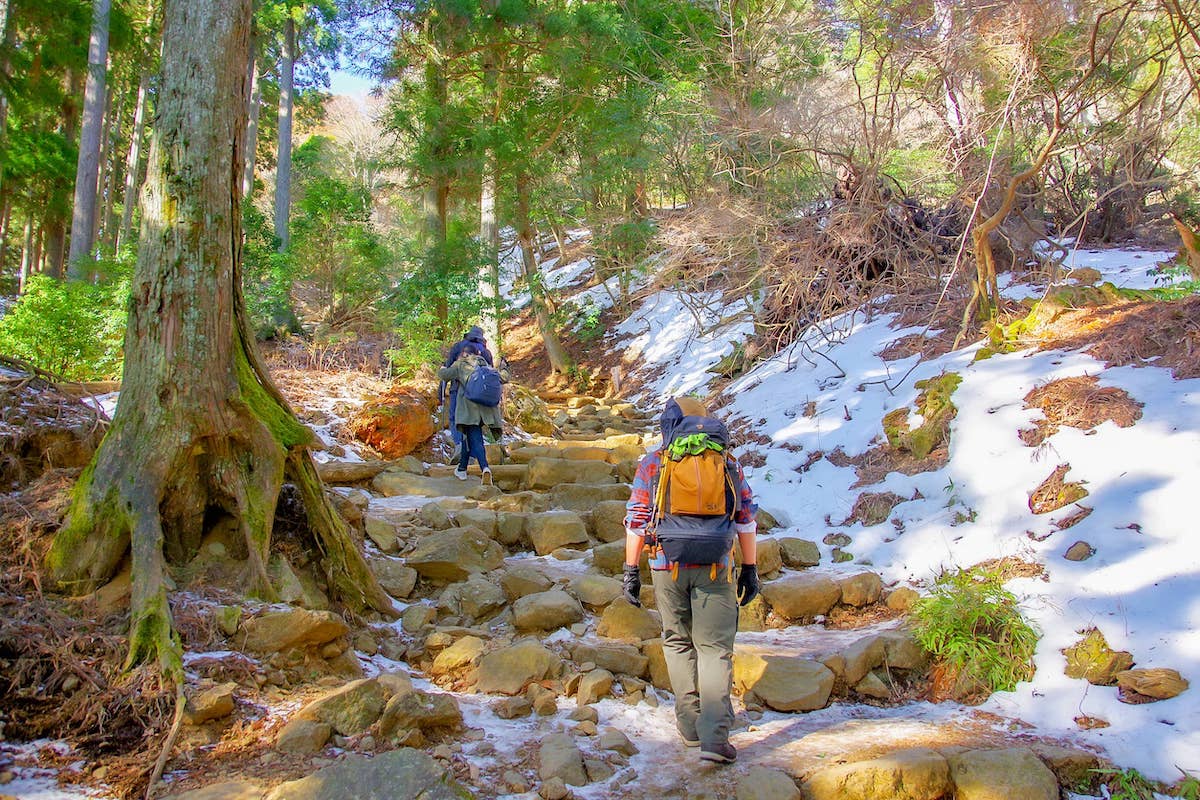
[184,682,237,725]
[430,635,486,678]
[476,640,559,695]
[454,508,498,539]
[802,748,952,800]
[363,514,402,553]
[402,604,437,633]
[590,541,626,575]
[165,782,263,800]
[504,384,557,436]
[377,690,462,737]
[528,457,616,490]
[840,635,886,686]
[295,678,388,736]
[501,565,554,601]
[316,460,391,485]
[777,537,821,568]
[877,629,929,670]
[345,390,438,459]
[1029,744,1103,794]
[598,728,637,756]
[733,649,834,712]
[539,733,588,787]
[240,608,349,654]
[947,748,1059,800]
[513,589,585,632]
[487,490,550,514]
[837,572,883,607]
[1115,668,1189,700]
[759,573,842,620]
[1063,628,1133,686]
[527,511,589,556]
[570,574,623,610]
[737,537,782,578]
[405,527,506,582]
[854,671,892,699]
[550,483,631,511]
[372,470,473,499]
[590,500,629,542]
[886,586,919,612]
[456,576,507,619]
[368,557,418,598]
[264,749,467,800]
[576,668,615,705]
[597,599,662,642]
[738,767,801,800]
[571,642,648,678]
[642,639,671,691]
[270,554,328,610]
[276,718,331,755]
[493,511,528,546]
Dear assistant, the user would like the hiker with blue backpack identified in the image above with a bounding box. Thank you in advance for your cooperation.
[437,343,506,485]
[440,327,495,458]
[623,396,759,765]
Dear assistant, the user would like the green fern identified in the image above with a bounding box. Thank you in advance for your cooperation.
[911,566,1039,694]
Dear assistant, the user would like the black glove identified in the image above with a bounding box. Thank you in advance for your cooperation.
[622,564,642,607]
[736,564,759,607]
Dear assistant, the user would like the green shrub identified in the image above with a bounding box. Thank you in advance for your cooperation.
[0,255,131,381]
[911,565,1039,695]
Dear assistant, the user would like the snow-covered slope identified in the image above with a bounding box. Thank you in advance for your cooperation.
[607,246,1198,783]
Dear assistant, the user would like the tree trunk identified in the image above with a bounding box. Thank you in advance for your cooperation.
[515,173,572,374]
[94,76,118,251]
[274,14,295,251]
[117,68,151,250]
[242,41,260,199]
[18,211,32,293]
[479,162,501,357]
[0,0,12,195]
[67,0,112,276]
[46,0,393,675]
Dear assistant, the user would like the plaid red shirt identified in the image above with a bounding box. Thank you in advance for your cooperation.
[624,448,757,570]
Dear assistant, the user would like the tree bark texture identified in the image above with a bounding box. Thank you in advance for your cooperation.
[515,174,572,373]
[47,0,393,673]
[67,0,112,275]
[273,15,295,250]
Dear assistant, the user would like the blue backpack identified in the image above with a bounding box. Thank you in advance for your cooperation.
[464,364,503,407]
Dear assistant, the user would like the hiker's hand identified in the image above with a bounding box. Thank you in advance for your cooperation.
[736,564,759,607]
[622,564,642,607]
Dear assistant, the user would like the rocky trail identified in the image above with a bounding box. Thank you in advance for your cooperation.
[44,391,1106,800]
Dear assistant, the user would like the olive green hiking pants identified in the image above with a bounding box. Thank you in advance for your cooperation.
[651,566,738,748]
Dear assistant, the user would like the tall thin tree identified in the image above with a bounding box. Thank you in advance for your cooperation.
[274,13,295,250]
[67,0,112,276]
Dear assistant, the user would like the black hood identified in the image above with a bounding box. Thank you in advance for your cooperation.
[465,326,486,342]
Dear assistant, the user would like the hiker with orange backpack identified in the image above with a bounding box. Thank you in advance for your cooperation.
[623,396,759,764]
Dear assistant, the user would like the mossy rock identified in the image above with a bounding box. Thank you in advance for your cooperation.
[503,384,556,437]
[1063,628,1133,686]
[882,372,961,460]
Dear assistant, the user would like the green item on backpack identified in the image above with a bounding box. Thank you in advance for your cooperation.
[666,433,725,461]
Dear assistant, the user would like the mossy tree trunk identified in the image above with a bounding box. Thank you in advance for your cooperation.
[45,0,393,676]
[515,172,572,374]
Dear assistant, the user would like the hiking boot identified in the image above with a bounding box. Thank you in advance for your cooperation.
[699,743,736,764]
[454,468,468,480]
[481,468,493,486]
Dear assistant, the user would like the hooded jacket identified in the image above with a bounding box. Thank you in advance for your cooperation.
[444,326,494,370]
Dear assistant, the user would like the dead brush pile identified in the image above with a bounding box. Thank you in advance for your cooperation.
[649,194,961,355]
[0,475,175,799]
